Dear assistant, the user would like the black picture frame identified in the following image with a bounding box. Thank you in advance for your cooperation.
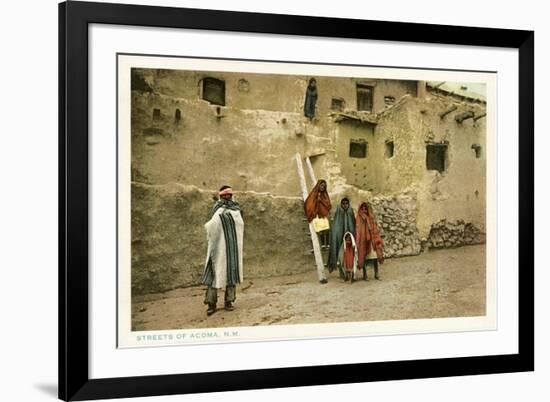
[59,1,534,400]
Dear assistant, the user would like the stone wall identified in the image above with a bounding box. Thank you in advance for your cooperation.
[425,219,486,250]
[370,195,422,258]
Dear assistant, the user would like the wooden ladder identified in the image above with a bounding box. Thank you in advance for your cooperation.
[295,153,326,282]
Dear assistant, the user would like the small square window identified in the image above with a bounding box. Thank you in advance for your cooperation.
[152,108,161,120]
[349,139,367,158]
[426,144,447,173]
[202,77,225,106]
[331,97,345,111]
[471,144,482,158]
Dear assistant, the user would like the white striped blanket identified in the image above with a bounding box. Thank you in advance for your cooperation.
[202,207,244,289]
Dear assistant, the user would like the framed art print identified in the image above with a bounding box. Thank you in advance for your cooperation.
[59,1,534,400]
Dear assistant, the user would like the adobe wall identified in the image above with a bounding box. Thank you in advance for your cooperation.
[131,91,307,196]
[135,68,417,115]
[131,184,314,296]
[377,96,487,240]
[131,183,423,295]
[131,71,419,197]
[333,121,376,190]
[129,68,487,295]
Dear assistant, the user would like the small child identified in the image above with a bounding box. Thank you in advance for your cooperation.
[338,232,358,283]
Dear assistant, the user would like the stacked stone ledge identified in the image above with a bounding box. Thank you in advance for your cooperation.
[369,195,422,258]
[426,219,486,250]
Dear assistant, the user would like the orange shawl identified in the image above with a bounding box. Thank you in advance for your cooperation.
[343,242,355,271]
[304,180,332,222]
[355,202,384,265]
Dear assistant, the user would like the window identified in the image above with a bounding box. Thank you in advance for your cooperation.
[237,78,250,93]
[426,144,447,173]
[202,77,225,106]
[357,84,373,112]
[331,97,345,111]
[385,141,394,158]
[349,139,367,158]
[471,144,482,158]
[152,108,161,120]
[131,69,152,92]
[175,108,181,122]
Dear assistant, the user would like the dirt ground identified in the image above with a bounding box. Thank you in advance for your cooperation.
[132,244,486,331]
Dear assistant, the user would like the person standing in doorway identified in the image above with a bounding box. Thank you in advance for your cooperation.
[304,78,318,120]
[202,185,244,315]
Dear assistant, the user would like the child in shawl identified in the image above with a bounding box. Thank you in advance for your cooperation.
[338,232,358,283]
[304,179,332,249]
[328,198,356,276]
[303,78,318,120]
[355,202,385,280]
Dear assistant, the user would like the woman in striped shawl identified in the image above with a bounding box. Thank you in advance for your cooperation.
[202,185,244,315]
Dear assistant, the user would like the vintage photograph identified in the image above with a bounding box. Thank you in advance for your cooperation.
[118,56,493,346]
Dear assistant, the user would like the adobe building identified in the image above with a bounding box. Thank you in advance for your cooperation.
[130,68,486,296]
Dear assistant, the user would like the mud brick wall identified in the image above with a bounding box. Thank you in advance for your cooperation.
[131,183,315,296]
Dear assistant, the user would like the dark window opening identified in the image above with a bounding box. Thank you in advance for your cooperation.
[331,97,345,111]
[202,77,225,106]
[426,144,447,173]
[349,139,367,158]
[152,108,161,120]
[175,109,181,122]
[357,84,373,112]
[385,141,394,158]
[131,69,152,93]
[471,144,482,158]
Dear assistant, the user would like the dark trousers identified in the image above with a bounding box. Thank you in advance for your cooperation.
[317,230,329,247]
[204,285,236,307]
[361,259,379,279]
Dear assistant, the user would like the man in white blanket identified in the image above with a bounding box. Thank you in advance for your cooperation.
[202,185,244,315]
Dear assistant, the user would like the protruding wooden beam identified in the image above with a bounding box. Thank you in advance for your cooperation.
[439,105,457,119]
[473,113,487,122]
[455,110,475,124]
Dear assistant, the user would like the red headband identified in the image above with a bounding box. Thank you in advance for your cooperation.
[219,188,233,196]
